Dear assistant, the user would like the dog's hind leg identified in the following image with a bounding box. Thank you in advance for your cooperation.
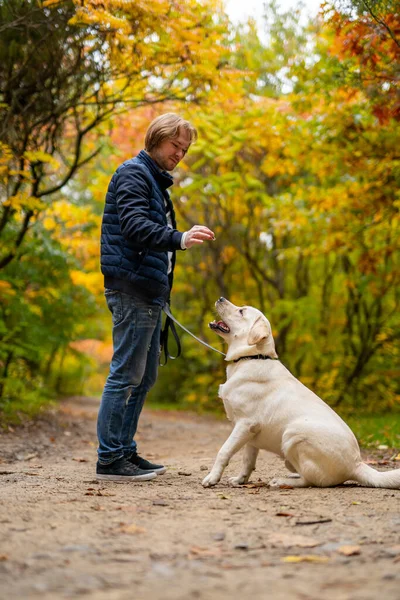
[229,444,259,486]
[284,460,300,478]
[268,475,311,488]
[202,420,259,488]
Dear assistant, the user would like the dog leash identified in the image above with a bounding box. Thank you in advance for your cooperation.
[160,303,226,365]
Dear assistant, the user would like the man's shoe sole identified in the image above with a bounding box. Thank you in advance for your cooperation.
[137,466,167,475]
[96,471,157,482]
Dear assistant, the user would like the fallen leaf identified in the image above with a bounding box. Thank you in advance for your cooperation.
[392,453,400,461]
[72,457,88,462]
[218,494,231,500]
[153,500,169,506]
[0,555,8,561]
[282,555,329,563]
[337,545,361,556]
[119,524,146,534]
[276,512,296,517]
[351,501,361,505]
[269,533,321,548]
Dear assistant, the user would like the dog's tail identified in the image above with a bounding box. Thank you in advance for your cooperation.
[351,462,400,489]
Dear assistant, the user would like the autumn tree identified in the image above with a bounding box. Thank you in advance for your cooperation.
[0,0,231,414]
[328,0,400,122]
[0,0,229,269]
[151,6,400,413]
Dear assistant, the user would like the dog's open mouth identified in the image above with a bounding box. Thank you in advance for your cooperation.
[209,320,230,334]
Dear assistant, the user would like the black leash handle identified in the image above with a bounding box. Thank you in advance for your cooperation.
[160,303,226,366]
[159,310,182,366]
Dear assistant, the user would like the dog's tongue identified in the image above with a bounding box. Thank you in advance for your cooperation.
[210,320,230,333]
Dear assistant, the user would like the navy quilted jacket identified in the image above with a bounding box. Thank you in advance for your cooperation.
[100,150,184,306]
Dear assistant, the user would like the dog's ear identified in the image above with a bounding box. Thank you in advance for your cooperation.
[247,316,270,346]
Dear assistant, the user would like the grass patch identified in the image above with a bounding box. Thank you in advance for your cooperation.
[340,413,400,449]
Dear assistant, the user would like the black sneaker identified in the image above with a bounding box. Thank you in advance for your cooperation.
[128,453,167,475]
[96,457,157,482]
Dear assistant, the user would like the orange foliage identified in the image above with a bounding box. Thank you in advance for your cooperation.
[329,9,400,122]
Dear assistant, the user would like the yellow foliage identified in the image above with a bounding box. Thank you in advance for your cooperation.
[3,193,45,212]
[24,150,60,169]
[221,246,236,264]
[29,305,43,318]
[0,280,16,299]
[70,270,104,295]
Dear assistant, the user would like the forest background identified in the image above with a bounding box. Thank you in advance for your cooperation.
[0,0,399,446]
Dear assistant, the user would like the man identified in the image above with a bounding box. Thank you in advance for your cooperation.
[96,113,215,482]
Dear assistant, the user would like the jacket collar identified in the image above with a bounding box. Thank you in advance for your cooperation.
[137,150,174,191]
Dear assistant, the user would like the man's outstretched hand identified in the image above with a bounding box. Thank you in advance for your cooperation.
[184,225,215,248]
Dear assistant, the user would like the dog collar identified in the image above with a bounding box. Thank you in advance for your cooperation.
[233,355,274,363]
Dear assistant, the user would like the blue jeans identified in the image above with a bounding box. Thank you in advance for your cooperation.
[97,290,162,465]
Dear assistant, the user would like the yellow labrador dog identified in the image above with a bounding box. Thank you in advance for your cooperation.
[202,297,400,489]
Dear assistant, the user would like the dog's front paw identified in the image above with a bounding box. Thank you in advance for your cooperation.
[202,473,220,488]
[228,475,248,487]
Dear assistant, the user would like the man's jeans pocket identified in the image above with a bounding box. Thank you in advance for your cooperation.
[105,289,123,326]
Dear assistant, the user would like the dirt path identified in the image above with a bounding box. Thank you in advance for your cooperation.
[0,396,400,600]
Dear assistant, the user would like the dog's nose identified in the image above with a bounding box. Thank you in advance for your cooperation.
[217,297,226,303]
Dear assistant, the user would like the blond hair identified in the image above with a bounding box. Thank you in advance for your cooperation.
[144,113,197,152]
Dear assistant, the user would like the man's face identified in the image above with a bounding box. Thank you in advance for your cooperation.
[149,128,191,171]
